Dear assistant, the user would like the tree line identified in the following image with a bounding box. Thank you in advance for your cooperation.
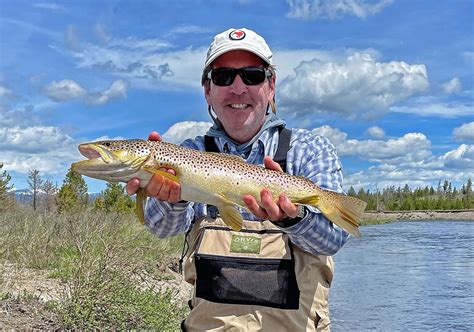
[0,163,134,214]
[347,178,474,211]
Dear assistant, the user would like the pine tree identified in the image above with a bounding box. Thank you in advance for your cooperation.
[42,179,58,212]
[93,182,134,213]
[442,180,449,195]
[101,182,134,213]
[27,169,43,211]
[347,186,357,197]
[466,178,472,197]
[57,168,88,213]
[0,163,15,211]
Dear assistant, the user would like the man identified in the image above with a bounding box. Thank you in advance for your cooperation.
[127,28,349,331]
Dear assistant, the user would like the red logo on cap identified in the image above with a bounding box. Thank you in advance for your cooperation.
[229,30,246,40]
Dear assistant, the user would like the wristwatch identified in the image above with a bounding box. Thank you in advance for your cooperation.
[296,205,306,219]
[272,205,307,228]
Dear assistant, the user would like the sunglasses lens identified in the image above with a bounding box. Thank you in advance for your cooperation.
[240,67,266,85]
[211,68,235,86]
[210,67,268,86]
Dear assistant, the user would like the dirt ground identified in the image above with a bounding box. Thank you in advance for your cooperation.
[0,261,192,330]
[0,297,60,330]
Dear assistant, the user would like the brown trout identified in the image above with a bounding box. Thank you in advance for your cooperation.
[71,139,366,236]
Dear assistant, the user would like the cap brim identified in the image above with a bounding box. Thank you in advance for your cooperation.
[205,45,272,67]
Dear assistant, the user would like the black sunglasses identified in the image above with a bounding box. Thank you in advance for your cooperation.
[208,66,272,86]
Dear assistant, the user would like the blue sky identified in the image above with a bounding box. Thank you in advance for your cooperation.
[1,0,473,193]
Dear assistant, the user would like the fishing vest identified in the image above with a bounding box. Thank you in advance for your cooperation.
[181,128,335,331]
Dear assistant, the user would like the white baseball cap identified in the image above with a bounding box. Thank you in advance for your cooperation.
[204,28,273,67]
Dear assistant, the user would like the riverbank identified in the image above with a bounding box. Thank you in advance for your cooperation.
[362,209,474,225]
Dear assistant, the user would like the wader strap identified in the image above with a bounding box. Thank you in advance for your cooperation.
[274,127,291,173]
[204,135,220,153]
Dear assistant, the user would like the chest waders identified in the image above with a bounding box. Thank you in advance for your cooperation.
[181,128,334,331]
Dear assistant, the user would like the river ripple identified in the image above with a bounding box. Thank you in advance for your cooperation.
[330,220,474,331]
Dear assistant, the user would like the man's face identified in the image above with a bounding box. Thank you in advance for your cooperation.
[204,50,275,144]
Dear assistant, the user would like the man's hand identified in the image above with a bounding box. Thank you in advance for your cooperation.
[243,156,299,221]
[125,131,182,203]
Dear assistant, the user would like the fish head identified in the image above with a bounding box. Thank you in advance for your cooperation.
[71,139,151,182]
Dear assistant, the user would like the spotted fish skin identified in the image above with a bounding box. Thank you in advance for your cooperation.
[72,139,367,236]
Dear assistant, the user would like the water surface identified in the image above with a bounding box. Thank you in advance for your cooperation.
[330,220,474,331]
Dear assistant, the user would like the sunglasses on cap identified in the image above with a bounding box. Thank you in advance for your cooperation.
[207,66,272,86]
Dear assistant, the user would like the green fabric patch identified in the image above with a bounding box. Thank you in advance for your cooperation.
[230,234,262,254]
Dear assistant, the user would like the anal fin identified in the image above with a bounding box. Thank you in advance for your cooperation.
[136,188,146,225]
[216,196,243,231]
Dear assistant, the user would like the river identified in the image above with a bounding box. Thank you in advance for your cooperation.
[330,220,474,331]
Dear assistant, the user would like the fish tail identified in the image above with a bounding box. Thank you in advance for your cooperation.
[295,193,366,237]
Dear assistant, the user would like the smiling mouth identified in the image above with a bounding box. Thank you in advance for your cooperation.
[229,103,251,109]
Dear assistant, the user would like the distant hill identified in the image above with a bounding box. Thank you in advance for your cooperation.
[11,189,101,205]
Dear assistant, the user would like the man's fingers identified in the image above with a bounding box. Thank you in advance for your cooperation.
[278,194,298,218]
[243,195,268,219]
[260,189,285,220]
[168,181,181,202]
[126,178,140,195]
[146,173,165,197]
[157,180,171,201]
[148,131,162,141]
[263,156,283,172]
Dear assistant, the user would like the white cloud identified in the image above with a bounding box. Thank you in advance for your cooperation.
[167,25,211,36]
[94,23,111,44]
[85,80,129,106]
[443,144,474,170]
[453,122,474,142]
[312,125,432,163]
[392,102,473,118]
[442,77,462,94]
[286,0,394,20]
[43,79,86,102]
[0,125,80,175]
[0,126,73,153]
[309,125,347,146]
[0,84,16,99]
[34,2,67,12]
[162,121,212,144]
[366,126,385,138]
[42,79,128,105]
[309,125,473,190]
[0,104,38,127]
[279,53,428,119]
[107,37,171,53]
[345,166,471,191]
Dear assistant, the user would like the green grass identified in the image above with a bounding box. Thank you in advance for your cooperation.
[360,218,396,226]
[0,210,186,330]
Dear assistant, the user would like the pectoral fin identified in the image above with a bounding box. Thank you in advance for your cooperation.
[216,196,243,231]
[143,166,180,183]
[136,188,147,225]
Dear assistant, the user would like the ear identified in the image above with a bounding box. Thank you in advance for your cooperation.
[267,75,276,102]
[204,82,212,105]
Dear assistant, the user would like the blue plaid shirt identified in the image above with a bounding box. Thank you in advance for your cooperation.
[145,126,350,256]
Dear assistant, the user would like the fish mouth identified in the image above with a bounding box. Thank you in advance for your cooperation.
[71,143,123,176]
[78,143,114,163]
[71,143,148,182]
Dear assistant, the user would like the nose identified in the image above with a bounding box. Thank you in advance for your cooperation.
[229,73,248,95]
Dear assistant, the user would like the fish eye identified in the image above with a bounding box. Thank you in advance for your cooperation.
[104,142,111,147]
